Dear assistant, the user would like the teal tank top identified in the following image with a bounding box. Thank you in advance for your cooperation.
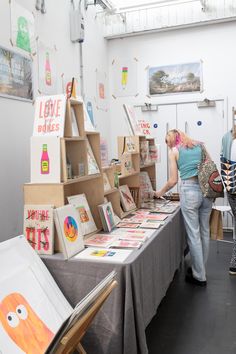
[177,145,202,180]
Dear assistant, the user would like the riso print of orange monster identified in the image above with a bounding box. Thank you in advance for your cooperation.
[0,292,54,353]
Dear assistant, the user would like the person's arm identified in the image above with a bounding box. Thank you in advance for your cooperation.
[155,149,178,198]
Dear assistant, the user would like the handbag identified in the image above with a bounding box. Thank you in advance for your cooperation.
[198,144,224,198]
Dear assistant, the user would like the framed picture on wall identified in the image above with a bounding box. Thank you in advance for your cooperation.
[148,61,203,95]
[0,46,33,101]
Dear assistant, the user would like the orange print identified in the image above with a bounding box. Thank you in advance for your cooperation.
[0,292,54,353]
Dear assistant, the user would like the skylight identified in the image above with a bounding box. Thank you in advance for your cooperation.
[114,0,197,11]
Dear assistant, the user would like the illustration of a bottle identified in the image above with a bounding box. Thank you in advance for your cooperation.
[121,67,128,89]
[45,52,52,86]
[41,144,50,174]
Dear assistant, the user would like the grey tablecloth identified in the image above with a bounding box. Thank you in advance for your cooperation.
[42,208,185,354]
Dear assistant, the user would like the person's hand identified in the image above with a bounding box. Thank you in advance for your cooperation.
[154,190,163,199]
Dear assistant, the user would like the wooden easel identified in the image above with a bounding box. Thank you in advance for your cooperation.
[53,280,117,354]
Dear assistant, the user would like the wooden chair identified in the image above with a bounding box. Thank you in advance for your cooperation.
[53,280,117,354]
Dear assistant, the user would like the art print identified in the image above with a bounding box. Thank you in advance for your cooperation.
[30,136,61,183]
[149,61,202,95]
[0,266,64,353]
[10,0,35,53]
[37,40,58,95]
[67,194,97,236]
[111,57,138,97]
[23,204,54,255]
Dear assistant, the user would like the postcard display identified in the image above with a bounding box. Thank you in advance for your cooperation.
[24,94,105,252]
[110,135,157,217]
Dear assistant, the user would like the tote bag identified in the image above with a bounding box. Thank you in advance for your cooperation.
[198,145,224,198]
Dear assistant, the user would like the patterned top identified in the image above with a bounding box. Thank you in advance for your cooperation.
[221,130,236,194]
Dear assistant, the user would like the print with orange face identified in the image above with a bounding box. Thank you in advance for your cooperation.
[0,292,54,354]
[78,206,89,223]
[63,216,78,242]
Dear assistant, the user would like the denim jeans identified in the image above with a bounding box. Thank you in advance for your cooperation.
[226,193,236,268]
[180,179,213,281]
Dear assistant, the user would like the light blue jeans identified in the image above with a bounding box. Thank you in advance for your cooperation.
[180,179,213,281]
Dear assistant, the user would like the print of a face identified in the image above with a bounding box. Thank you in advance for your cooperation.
[64,216,78,242]
[0,292,54,354]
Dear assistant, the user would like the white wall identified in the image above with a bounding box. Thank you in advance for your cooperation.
[108,21,236,157]
[0,0,109,242]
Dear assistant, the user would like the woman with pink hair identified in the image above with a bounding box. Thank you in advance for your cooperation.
[155,129,213,286]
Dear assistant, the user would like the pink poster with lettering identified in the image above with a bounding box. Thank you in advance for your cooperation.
[23,205,54,255]
[33,94,66,137]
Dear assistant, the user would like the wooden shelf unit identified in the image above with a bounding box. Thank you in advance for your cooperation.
[24,97,104,251]
[104,135,157,218]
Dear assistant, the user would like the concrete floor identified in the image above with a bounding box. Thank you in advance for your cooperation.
[146,238,236,354]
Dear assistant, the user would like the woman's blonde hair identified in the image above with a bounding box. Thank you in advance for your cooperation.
[165,129,199,148]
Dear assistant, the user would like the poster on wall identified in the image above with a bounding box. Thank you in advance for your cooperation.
[37,40,57,95]
[95,69,108,111]
[0,46,33,101]
[10,0,35,53]
[148,61,202,95]
[111,57,138,97]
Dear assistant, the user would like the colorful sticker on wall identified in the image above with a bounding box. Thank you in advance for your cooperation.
[95,70,107,111]
[121,67,128,89]
[45,52,52,86]
[112,58,138,97]
[37,40,58,94]
[10,0,35,53]
[64,216,78,242]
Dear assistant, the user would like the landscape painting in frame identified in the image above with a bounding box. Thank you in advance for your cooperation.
[0,46,33,101]
[149,61,202,95]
